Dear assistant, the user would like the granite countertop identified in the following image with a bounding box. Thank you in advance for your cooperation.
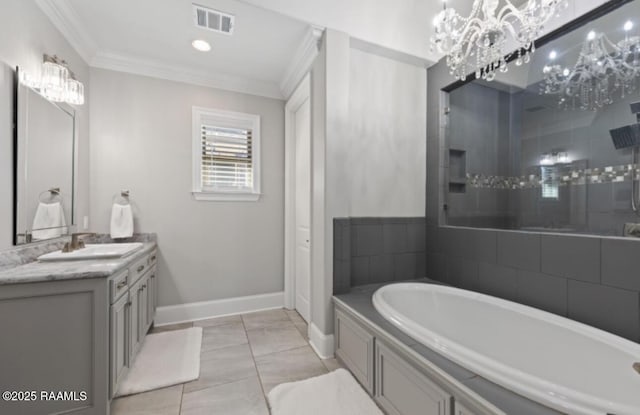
[0,242,156,285]
[334,280,561,415]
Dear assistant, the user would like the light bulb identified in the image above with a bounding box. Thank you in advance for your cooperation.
[192,39,211,52]
[549,50,557,60]
[587,31,596,41]
[624,20,634,31]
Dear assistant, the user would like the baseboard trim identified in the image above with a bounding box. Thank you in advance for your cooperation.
[155,291,284,326]
[309,322,335,359]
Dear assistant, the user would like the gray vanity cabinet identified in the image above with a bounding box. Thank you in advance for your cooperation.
[129,275,144,361]
[109,250,158,398]
[110,292,129,395]
[146,266,158,332]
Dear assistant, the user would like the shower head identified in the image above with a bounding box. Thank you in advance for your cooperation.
[610,125,640,150]
[610,102,640,149]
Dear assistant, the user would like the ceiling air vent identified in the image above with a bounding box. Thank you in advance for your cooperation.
[193,4,235,35]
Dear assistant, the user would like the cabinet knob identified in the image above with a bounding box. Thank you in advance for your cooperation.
[151,275,156,279]
[116,279,128,289]
[137,265,145,273]
[150,255,157,262]
[142,284,147,289]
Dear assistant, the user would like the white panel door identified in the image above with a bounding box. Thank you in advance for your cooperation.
[294,97,311,323]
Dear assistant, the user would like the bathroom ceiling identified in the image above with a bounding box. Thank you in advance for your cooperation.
[37,0,312,98]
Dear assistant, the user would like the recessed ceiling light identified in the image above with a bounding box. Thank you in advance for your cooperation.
[192,39,211,52]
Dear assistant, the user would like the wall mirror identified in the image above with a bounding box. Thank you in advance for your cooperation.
[444,0,640,237]
[14,67,76,245]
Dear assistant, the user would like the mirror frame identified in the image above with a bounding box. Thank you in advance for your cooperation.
[13,66,77,245]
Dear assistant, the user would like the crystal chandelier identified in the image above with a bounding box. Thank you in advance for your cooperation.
[20,55,85,106]
[431,0,568,82]
[542,21,640,111]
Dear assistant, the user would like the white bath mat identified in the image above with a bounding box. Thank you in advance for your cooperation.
[268,368,383,415]
[115,327,202,397]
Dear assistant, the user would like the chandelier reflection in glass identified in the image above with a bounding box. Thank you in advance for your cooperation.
[20,54,85,106]
[431,0,568,82]
[542,21,640,111]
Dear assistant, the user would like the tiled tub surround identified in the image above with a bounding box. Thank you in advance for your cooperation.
[334,282,561,415]
[425,226,640,343]
[333,218,426,294]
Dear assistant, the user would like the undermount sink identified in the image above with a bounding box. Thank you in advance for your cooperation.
[38,243,144,262]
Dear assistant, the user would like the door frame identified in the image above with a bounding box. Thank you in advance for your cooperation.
[284,73,312,311]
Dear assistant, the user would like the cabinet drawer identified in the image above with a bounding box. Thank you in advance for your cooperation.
[375,340,452,415]
[335,309,375,394]
[147,249,158,267]
[110,270,129,304]
[129,256,148,285]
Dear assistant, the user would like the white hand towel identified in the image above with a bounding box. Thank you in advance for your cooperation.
[32,202,67,240]
[110,203,134,239]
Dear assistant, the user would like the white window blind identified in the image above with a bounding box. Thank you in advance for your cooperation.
[192,107,261,201]
[201,125,253,190]
[541,166,559,199]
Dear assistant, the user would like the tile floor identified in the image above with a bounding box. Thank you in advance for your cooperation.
[111,308,343,415]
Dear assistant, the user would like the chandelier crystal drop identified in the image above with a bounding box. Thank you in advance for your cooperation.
[542,22,640,111]
[431,0,569,82]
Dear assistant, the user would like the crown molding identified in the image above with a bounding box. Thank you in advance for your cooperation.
[279,26,324,100]
[91,51,284,100]
[35,0,98,64]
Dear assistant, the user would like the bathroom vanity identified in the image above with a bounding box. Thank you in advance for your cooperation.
[0,240,158,415]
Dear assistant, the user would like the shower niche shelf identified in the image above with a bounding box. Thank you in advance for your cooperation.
[449,149,467,194]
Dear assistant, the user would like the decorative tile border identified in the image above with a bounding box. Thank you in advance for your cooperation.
[466,164,639,190]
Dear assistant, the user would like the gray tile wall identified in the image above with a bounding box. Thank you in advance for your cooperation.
[425,225,640,343]
[427,59,640,344]
[333,218,426,295]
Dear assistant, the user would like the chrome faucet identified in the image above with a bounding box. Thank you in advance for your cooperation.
[62,232,96,253]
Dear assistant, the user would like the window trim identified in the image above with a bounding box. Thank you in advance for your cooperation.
[192,106,261,202]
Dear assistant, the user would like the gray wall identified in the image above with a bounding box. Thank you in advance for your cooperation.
[312,31,429,336]
[89,68,285,307]
[347,47,427,217]
[425,226,640,343]
[333,217,426,295]
[447,83,513,228]
[0,0,91,250]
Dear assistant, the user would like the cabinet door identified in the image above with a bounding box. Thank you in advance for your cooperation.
[139,274,149,338]
[375,341,452,415]
[335,309,375,393]
[129,278,142,361]
[110,292,129,397]
[147,266,157,328]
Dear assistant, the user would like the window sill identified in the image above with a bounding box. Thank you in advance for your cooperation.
[192,191,261,202]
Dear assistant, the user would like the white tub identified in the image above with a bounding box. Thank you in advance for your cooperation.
[372,283,640,415]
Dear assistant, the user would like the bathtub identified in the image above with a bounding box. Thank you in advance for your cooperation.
[372,283,640,415]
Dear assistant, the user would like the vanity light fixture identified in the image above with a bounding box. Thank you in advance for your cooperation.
[192,39,211,52]
[19,54,85,106]
[431,0,569,82]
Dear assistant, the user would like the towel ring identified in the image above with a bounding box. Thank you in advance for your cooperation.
[38,188,63,204]
[112,190,131,205]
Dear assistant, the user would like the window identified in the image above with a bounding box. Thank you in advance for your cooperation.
[192,107,261,201]
[541,166,559,200]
